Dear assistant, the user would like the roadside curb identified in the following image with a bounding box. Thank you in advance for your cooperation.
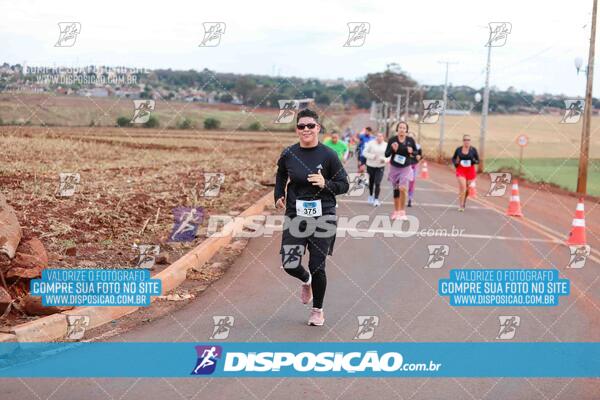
[6,191,274,343]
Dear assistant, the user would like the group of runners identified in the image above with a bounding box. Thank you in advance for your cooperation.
[274,109,479,326]
[321,122,424,219]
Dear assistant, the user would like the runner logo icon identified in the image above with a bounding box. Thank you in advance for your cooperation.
[275,100,300,124]
[57,172,80,197]
[343,22,370,47]
[199,22,226,47]
[421,100,444,124]
[346,173,368,196]
[203,173,225,197]
[425,245,449,269]
[567,245,591,269]
[131,100,155,124]
[133,244,160,269]
[561,99,584,124]
[169,207,204,242]
[497,316,520,340]
[55,22,81,47]
[487,173,512,197]
[192,345,222,375]
[486,22,512,47]
[282,245,304,269]
[210,316,234,340]
[354,316,379,339]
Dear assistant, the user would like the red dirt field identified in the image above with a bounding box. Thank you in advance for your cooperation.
[0,125,295,326]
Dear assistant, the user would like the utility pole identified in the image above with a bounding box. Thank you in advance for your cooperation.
[397,87,415,120]
[405,87,411,119]
[577,0,597,195]
[395,94,402,122]
[384,102,393,138]
[479,44,492,173]
[438,61,457,161]
[418,87,424,142]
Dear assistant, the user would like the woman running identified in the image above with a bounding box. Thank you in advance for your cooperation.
[275,109,349,326]
[385,121,417,220]
[452,134,479,211]
[363,132,388,207]
[407,131,423,207]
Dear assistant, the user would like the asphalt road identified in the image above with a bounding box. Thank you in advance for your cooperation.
[3,154,599,399]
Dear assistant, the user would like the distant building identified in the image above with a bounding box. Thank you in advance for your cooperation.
[79,87,110,97]
[115,88,141,99]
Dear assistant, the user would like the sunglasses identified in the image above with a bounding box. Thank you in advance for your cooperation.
[463,138,471,141]
[297,123,317,130]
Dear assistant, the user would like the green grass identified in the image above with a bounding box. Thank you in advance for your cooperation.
[484,158,600,196]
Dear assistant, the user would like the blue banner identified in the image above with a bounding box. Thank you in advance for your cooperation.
[0,342,598,378]
[29,269,162,307]
[439,269,570,306]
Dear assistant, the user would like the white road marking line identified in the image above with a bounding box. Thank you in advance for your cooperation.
[339,199,489,210]
[426,178,600,263]
[457,233,560,243]
[337,227,557,242]
[415,188,449,192]
[263,225,556,242]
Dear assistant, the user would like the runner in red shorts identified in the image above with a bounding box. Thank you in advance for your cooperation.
[452,134,479,211]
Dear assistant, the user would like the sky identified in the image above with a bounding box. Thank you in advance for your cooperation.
[0,0,596,96]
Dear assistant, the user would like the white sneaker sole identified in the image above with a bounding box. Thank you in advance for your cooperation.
[308,320,324,326]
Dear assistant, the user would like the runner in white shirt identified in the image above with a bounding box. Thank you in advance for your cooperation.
[363,132,389,207]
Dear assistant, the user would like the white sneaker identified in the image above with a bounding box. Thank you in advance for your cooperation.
[367,195,374,205]
[373,199,381,207]
[308,308,324,326]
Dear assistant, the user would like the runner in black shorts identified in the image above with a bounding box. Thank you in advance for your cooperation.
[275,109,349,326]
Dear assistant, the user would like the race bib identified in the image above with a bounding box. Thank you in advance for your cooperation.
[460,159,472,167]
[296,199,322,217]
[393,154,406,165]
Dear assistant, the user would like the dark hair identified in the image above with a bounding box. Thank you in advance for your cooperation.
[365,126,373,132]
[396,121,409,132]
[297,108,319,123]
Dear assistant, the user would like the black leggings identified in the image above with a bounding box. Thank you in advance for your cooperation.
[367,166,384,199]
[280,217,337,309]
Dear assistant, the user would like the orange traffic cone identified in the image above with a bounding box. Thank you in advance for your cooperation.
[567,198,586,245]
[420,162,429,179]
[468,181,477,198]
[506,180,523,217]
